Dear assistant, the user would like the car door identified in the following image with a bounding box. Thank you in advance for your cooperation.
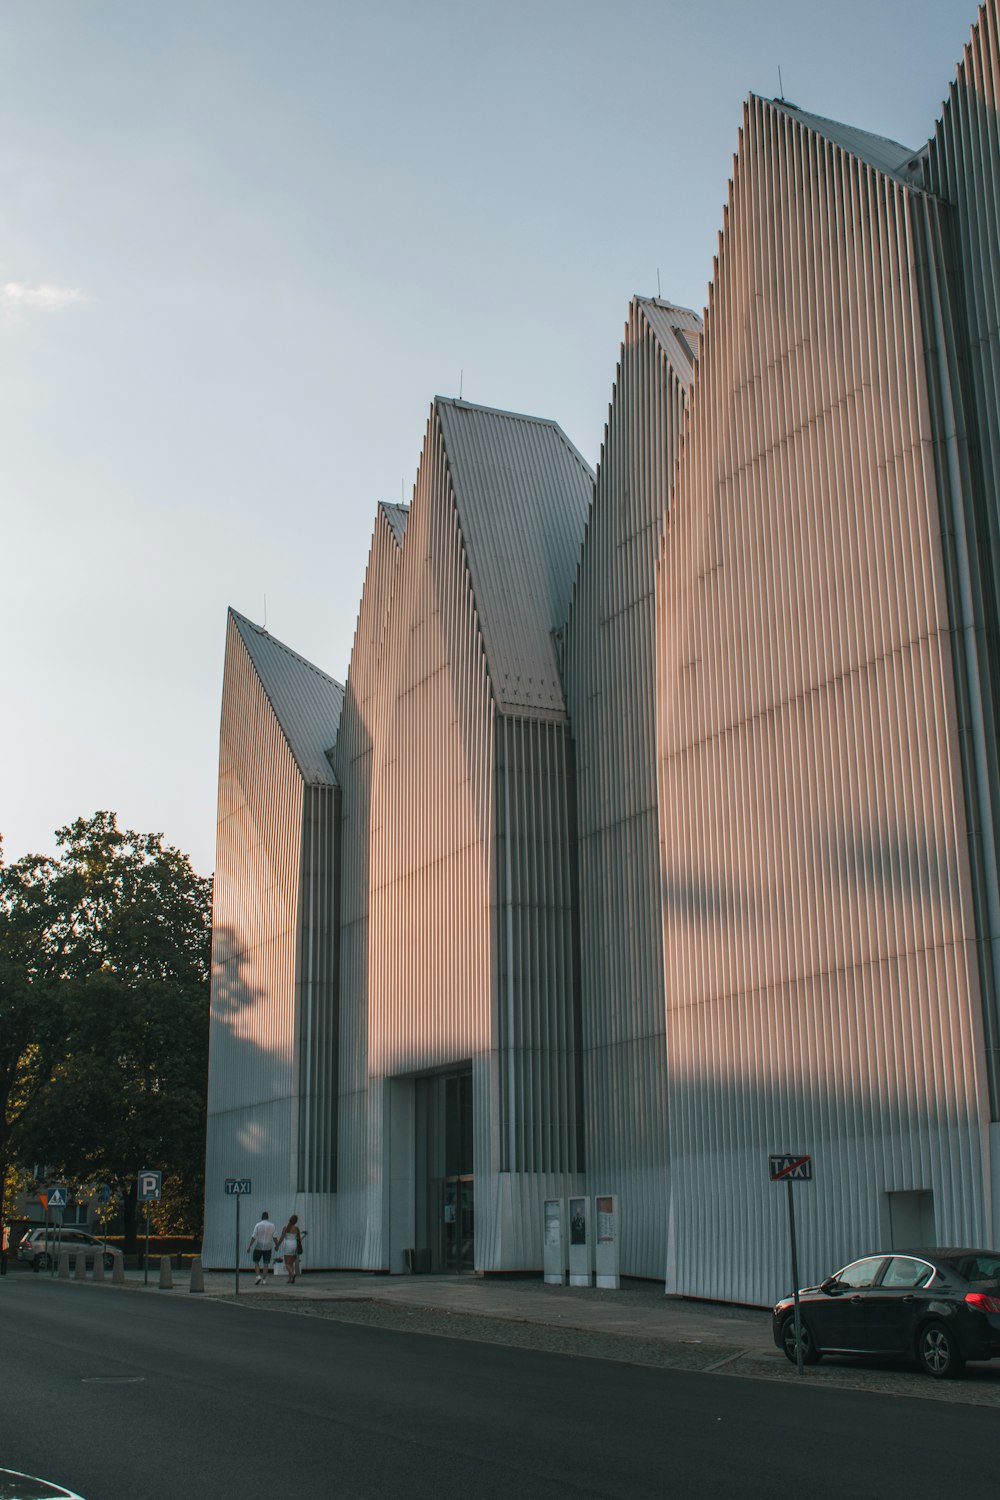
[810,1256,887,1350]
[863,1256,936,1352]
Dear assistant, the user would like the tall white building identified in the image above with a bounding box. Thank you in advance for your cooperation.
[205,1,1000,1302]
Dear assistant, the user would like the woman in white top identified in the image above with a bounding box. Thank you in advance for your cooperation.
[276,1214,304,1283]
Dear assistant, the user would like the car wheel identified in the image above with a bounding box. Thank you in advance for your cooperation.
[916,1321,965,1379]
[104,1254,114,1271]
[781,1314,821,1365]
[35,1253,51,1271]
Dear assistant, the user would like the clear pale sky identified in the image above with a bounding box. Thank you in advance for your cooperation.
[0,0,977,876]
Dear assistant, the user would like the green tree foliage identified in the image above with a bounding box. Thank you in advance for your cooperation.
[0,813,212,1246]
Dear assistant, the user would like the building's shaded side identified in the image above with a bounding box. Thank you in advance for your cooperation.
[564,297,699,1279]
[655,98,991,1304]
[203,611,343,1267]
[922,0,1000,1126]
[330,503,407,1267]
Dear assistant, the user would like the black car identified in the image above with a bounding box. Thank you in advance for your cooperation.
[772,1248,1000,1378]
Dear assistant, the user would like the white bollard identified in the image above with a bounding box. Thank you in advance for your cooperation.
[74,1253,87,1282]
[188,1256,205,1293]
[92,1253,105,1282]
[58,1250,70,1279]
[158,1255,174,1289]
[112,1255,125,1284]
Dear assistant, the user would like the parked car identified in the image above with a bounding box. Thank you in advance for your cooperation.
[17,1227,122,1273]
[773,1248,1000,1378]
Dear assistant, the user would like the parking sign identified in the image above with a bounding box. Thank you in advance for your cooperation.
[137,1169,163,1202]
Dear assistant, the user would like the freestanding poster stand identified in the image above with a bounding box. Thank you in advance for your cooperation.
[543,1199,565,1285]
[567,1196,591,1287]
[594,1195,619,1289]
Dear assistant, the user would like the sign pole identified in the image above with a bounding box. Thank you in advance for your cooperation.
[787,1178,804,1376]
[144,1202,150,1287]
[235,1195,241,1296]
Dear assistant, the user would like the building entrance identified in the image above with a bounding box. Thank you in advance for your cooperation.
[414,1068,474,1273]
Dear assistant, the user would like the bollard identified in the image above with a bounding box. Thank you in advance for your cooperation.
[112,1255,125,1285]
[158,1255,174,1290]
[58,1250,71,1279]
[92,1253,105,1283]
[74,1253,87,1282]
[188,1256,205,1294]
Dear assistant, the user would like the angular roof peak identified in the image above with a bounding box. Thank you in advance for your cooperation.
[433,398,593,717]
[767,97,916,179]
[378,501,409,546]
[229,609,345,784]
[634,297,703,379]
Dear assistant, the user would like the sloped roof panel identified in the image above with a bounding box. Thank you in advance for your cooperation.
[771,98,916,178]
[436,398,593,717]
[229,609,344,785]
[636,298,703,383]
[379,501,409,546]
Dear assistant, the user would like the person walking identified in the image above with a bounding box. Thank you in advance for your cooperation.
[247,1210,278,1284]
[276,1214,304,1283]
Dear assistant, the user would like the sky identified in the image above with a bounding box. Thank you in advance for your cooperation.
[0,0,979,876]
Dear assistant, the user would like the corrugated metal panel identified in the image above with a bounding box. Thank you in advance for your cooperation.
[379,501,409,546]
[330,505,406,1267]
[655,94,992,1304]
[203,615,340,1268]
[437,398,593,719]
[496,714,584,1175]
[924,0,1000,1114]
[333,404,588,1270]
[564,296,699,1279]
[772,101,917,178]
[230,610,344,785]
[296,782,340,1193]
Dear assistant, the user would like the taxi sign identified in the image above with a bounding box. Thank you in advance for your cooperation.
[769,1153,812,1181]
[225,1178,252,1195]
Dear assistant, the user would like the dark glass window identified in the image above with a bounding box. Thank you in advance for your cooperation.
[835,1256,885,1289]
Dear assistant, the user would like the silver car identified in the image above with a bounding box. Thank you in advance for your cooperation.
[18,1227,121,1272]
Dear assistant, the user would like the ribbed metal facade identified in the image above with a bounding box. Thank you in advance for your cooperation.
[923,0,1000,1112]
[203,612,343,1266]
[330,403,591,1271]
[564,298,700,1279]
[655,84,993,1304]
[205,4,1000,1299]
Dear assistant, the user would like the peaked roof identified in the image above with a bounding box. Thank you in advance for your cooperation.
[229,609,344,785]
[435,397,593,717]
[635,297,702,383]
[379,501,409,546]
[770,98,917,179]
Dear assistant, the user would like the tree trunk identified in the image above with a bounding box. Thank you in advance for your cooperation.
[122,1180,138,1253]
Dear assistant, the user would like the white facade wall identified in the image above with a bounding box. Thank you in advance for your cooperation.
[204,3,1000,1300]
[655,95,992,1304]
[204,614,342,1267]
[565,297,700,1279]
[332,401,590,1272]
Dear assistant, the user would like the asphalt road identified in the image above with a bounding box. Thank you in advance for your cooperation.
[1,1277,997,1499]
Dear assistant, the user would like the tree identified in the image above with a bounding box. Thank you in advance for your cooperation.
[0,813,212,1247]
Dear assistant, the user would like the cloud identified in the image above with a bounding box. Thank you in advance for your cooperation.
[1,281,89,313]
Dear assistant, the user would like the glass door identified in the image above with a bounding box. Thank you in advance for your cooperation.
[443,1174,475,1273]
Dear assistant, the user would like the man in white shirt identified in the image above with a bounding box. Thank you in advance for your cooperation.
[247,1211,278,1284]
